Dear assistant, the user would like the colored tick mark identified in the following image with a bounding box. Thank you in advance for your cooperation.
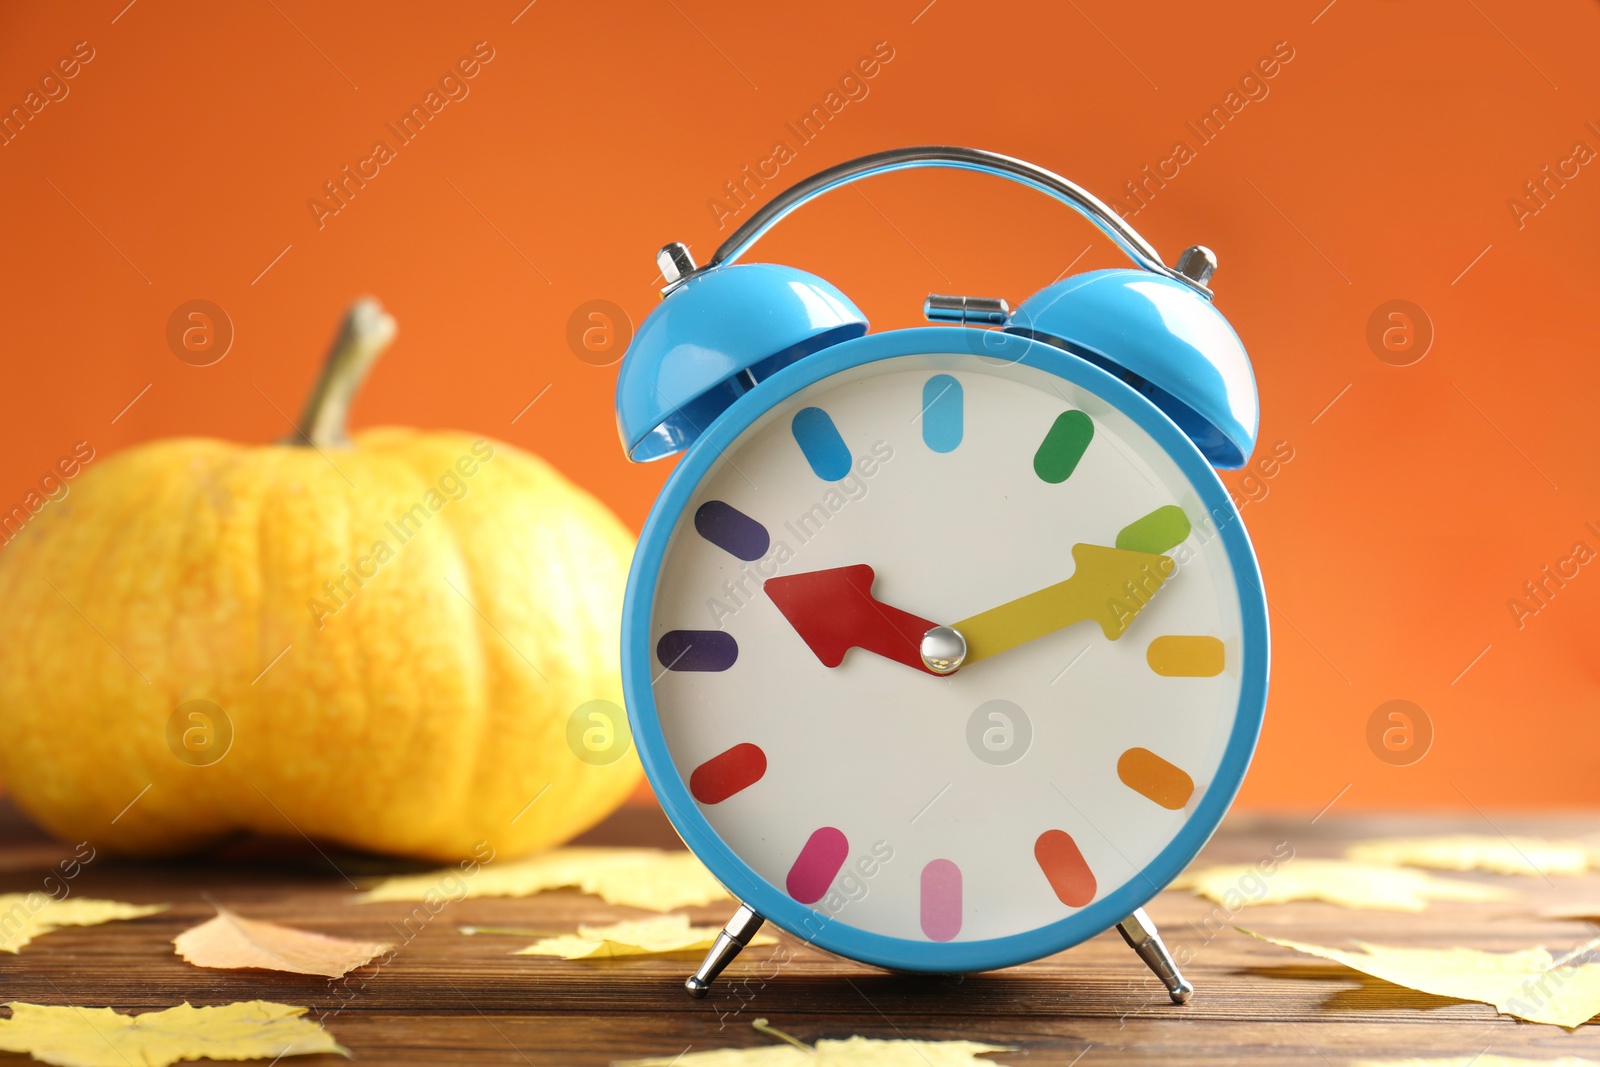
[921,375,963,453]
[920,859,962,942]
[1117,505,1191,555]
[656,630,738,672]
[1147,635,1225,677]
[1034,829,1096,908]
[791,407,852,481]
[787,826,849,904]
[1117,747,1195,810]
[695,500,769,561]
[1033,410,1094,484]
[689,743,767,804]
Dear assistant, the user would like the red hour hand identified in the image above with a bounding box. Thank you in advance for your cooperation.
[764,565,940,674]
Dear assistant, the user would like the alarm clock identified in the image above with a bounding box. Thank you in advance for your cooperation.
[612,147,1267,1003]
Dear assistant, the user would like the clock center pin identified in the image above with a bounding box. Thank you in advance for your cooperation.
[920,625,968,675]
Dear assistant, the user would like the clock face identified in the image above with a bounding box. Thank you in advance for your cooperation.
[629,333,1266,964]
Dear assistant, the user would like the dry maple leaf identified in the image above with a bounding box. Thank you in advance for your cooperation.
[0,1000,347,1067]
[514,915,778,960]
[615,1018,1016,1067]
[621,1040,1015,1067]
[1243,928,1600,1028]
[1353,1057,1600,1067]
[174,906,394,977]
[357,847,730,911]
[0,895,166,953]
[1346,835,1597,877]
[1173,859,1513,912]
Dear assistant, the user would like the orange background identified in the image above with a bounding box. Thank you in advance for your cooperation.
[1,0,1596,814]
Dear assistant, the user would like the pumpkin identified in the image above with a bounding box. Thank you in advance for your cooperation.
[0,300,641,860]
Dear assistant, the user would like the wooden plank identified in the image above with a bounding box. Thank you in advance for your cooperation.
[1,803,1598,1064]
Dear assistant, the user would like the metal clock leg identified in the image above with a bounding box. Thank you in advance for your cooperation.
[1116,907,1193,1004]
[685,902,766,997]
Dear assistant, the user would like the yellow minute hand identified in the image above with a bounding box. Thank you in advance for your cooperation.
[952,543,1176,666]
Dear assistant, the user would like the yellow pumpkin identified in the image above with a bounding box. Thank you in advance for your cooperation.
[0,300,641,860]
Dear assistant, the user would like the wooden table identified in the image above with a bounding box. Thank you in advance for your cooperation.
[3,800,1598,1065]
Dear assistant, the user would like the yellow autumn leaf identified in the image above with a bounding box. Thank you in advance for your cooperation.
[1347,835,1597,877]
[1243,928,1600,1028]
[0,895,166,953]
[358,848,730,911]
[617,1025,1014,1067]
[174,906,394,977]
[1353,1058,1600,1067]
[0,1001,347,1067]
[515,914,778,960]
[1173,859,1513,911]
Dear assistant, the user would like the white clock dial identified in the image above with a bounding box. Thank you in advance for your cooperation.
[646,352,1246,944]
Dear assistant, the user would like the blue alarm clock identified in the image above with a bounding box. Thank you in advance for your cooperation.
[612,147,1267,1003]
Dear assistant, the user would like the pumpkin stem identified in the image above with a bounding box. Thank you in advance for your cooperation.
[285,297,397,449]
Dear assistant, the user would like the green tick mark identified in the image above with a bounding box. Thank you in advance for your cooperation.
[1033,411,1094,484]
[1117,506,1192,555]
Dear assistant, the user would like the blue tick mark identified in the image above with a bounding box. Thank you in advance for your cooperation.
[695,500,770,561]
[791,407,852,481]
[921,374,963,453]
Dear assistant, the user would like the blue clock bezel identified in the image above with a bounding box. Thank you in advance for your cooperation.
[621,325,1269,973]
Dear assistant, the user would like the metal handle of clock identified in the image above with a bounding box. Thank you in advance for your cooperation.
[708,145,1214,296]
